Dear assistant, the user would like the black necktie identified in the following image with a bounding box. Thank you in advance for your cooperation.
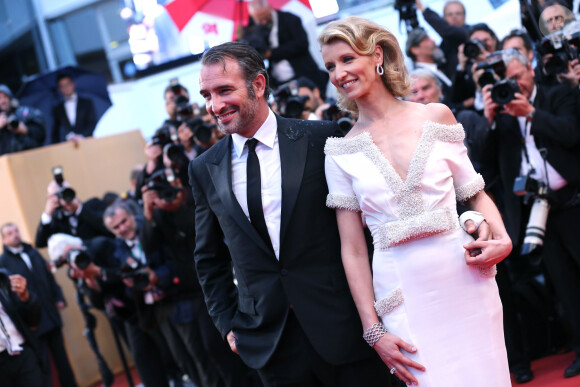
[246,139,273,250]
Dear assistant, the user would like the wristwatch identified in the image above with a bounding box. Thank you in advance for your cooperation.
[526,109,535,122]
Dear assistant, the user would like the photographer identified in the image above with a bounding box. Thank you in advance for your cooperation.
[103,200,226,386]
[243,0,328,94]
[141,171,256,387]
[0,268,44,386]
[35,176,113,249]
[47,233,177,387]
[452,23,499,110]
[0,223,77,387]
[415,0,470,79]
[479,48,580,378]
[177,116,218,160]
[537,1,580,88]
[0,84,45,157]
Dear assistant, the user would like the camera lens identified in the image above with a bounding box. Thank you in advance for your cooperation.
[60,187,76,203]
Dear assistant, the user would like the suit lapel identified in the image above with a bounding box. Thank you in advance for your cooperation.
[206,136,273,255]
[277,116,308,247]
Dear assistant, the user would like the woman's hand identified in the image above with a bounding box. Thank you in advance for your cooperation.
[373,333,425,385]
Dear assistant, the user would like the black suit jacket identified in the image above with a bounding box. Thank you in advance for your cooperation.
[35,198,113,248]
[0,244,65,337]
[0,272,41,347]
[51,96,96,144]
[189,116,375,369]
[475,83,580,242]
[259,10,327,93]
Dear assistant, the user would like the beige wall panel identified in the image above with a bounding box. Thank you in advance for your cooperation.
[0,131,146,386]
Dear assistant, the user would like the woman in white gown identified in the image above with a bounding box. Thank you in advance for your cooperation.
[319,17,513,386]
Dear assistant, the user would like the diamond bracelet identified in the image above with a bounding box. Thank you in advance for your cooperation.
[363,322,388,347]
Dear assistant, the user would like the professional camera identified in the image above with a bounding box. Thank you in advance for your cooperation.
[53,248,92,270]
[151,124,178,148]
[241,24,271,56]
[539,30,580,76]
[475,51,506,88]
[5,114,19,130]
[274,81,309,119]
[513,175,550,256]
[144,168,181,201]
[476,51,520,105]
[120,260,150,292]
[464,39,487,61]
[185,117,213,144]
[52,166,76,203]
[322,104,355,136]
[174,95,194,120]
[394,0,419,32]
[491,78,520,106]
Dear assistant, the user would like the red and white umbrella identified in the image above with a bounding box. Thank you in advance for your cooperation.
[164,0,313,43]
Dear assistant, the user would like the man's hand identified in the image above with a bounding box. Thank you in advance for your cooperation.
[9,275,29,302]
[463,219,490,258]
[226,330,238,354]
[482,84,501,125]
[463,236,512,269]
[373,333,425,386]
[557,59,580,88]
[142,267,158,292]
[0,112,8,128]
[504,93,534,117]
[44,194,60,217]
[415,0,425,12]
[141,186,160,221]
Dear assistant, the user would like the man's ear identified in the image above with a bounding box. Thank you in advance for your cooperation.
[253,74,266,99]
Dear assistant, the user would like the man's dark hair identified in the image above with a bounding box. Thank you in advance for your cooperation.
[57,73,73,83]
[469,23,498,43]
[201,41,270,99]
[500,29,534,53]
[541,0,570,12]
[295,76,318,91]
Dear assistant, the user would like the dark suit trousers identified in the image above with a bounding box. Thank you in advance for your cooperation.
[256,310,392,387]
[155,297,222,387]
[0,345,45,387]
[124,320,170,387]
[37,328,78,387]
[542,201,580,355]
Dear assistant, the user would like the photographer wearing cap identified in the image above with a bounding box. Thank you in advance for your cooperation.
[0,84,45,157]
[479,47,580,378]
[0,223,77,386]
[0,267,44,386]
[35,175,113,249]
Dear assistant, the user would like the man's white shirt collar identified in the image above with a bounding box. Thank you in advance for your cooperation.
[232,109,277,158]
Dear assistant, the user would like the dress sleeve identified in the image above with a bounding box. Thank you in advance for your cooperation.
[446,138,485,202]
[324,155,361,212]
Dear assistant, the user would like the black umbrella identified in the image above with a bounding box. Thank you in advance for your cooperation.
[17,66,112,145]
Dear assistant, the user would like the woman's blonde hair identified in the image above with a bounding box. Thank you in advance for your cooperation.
[319,16,410,114]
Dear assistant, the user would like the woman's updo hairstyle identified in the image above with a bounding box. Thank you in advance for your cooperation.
[319,16,410,114]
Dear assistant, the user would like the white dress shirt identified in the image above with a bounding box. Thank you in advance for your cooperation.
[517,86,567,190]
[64,93,78,128]
[231,109,282,259]
[5,246,32,270]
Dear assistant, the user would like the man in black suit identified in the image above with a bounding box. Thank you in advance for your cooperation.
[190,41,395,386]
[0,223,78,386]
[51,74,97,144]
[0,268,44,387]
[245,0,328,95]
[35,179,113,248]
[480,48,580,378]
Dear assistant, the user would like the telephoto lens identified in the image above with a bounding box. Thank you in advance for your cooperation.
[521,197,550,256]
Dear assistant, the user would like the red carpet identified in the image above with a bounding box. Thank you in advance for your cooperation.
[91,352,580,386]
[511,352,580,387]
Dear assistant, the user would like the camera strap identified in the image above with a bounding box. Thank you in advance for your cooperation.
[518,118,535,176]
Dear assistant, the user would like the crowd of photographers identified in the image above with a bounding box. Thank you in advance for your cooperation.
[1,0,580,386]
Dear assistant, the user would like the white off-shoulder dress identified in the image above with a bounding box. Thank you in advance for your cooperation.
[325,121,510,386]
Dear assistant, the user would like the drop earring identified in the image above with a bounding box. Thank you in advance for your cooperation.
[376,63,384,75]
